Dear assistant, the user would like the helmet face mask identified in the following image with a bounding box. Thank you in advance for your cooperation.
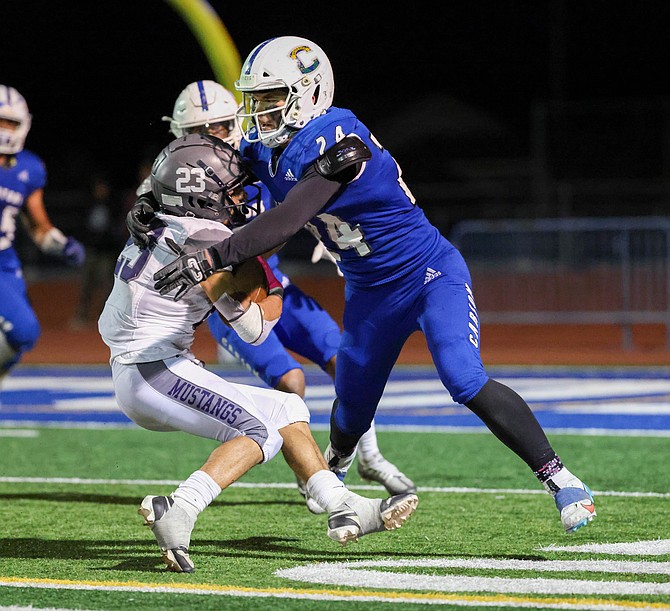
[151,134,258,225]
[0,85,32,155]
[228,182,262,228]
[184,119,237,141]
[235,36,334,148]
[237,88,292,148]
[163,80,242,148]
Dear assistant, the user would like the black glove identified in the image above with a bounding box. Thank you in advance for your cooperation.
[154,244,217,300]
[126,194,164,248]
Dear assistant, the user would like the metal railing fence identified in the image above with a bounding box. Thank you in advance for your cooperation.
[449,217,670,350]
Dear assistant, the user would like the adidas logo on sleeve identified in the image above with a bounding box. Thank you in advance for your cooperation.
[424,267,442,284]
[284,168,298,181]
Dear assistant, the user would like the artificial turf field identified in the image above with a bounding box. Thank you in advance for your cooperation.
[0,421,669,610]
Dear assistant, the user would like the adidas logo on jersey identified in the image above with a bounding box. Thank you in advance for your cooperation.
[18,170,29,182]
[284,168,298,181]
[424,267,442,284]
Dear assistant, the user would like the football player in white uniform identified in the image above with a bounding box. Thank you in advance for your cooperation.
[129,80,417,511]
[99,134,418,573]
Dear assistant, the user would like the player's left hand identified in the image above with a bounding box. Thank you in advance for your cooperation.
[154,247,216,300]
[126,195,163,249]
[63,236,85,267]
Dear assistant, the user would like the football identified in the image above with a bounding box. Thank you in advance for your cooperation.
[228,257,268,304]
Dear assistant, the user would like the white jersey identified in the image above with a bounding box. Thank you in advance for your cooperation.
[98,213,233,364]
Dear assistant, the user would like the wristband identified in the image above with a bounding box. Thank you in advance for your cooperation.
[257,256,284,299]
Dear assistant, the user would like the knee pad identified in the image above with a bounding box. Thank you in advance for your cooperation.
[244,394,308,463]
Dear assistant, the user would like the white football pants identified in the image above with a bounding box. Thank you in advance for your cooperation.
[111,354,309,463]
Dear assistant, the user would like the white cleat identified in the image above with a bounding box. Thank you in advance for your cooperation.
[554,482,597,533]
[327,491,418,546]
[138,495,195,573]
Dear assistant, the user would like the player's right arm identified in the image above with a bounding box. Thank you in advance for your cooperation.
[200,257,283,345]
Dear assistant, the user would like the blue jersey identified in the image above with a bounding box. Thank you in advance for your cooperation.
[239,107,445,287]
[0,150,46,271]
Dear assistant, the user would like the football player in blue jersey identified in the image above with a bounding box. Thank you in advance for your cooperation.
[131,80,416,509]
[141,39,596,532]
[0,85,85,382]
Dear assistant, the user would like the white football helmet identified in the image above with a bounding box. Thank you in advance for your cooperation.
[0,85,32,155]
[235,36,334,148]
[162,80,241,148]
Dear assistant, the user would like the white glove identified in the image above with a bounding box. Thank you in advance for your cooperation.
[311,240,343,277]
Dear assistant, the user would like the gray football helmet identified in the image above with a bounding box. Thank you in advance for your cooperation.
[151,134,259,225]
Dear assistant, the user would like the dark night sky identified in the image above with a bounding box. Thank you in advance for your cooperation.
[3,1,670,189]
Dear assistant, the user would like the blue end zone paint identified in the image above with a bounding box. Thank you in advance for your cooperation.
[1,364,670,432]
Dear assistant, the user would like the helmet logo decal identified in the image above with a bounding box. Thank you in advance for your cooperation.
[289,45,320,74]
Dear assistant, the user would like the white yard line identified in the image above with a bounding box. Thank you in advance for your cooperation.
[0,476,668,498]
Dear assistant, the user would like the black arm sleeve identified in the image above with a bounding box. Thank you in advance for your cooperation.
[208,165,343,268]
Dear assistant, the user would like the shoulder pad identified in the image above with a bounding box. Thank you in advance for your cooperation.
[314,135,372,181]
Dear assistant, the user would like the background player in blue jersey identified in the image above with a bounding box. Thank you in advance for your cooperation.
[130,80,416,506]
[145,37,597,533]
[0,85,85,382]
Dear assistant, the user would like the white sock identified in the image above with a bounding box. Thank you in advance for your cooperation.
[173,470,222,520]
[357,422,380,462]
[305,470,349,512]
